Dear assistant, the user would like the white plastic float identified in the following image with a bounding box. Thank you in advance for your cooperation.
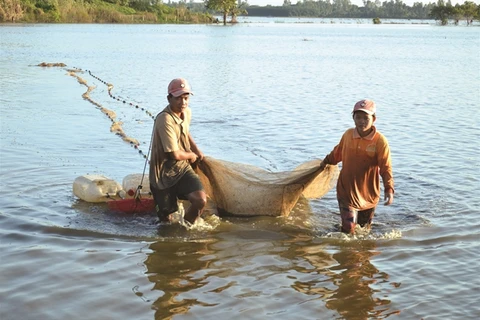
[122,173,151,196]
[72,174,123,202]
[73,174,155,214]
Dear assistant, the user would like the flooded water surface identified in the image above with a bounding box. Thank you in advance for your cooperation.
[1,21,479,319]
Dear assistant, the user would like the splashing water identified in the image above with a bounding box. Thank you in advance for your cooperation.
[167,203,221,231]
[324,225,402,241]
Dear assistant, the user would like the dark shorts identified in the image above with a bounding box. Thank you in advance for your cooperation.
[150,169,204,219]
[339,205,376,228]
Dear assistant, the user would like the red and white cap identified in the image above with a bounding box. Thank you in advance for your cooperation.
[353,99,376,115]
[168,78,193,97]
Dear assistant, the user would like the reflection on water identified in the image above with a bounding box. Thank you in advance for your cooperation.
[325,241,399,319]
[146,240,217,319]
[144,234,401,319]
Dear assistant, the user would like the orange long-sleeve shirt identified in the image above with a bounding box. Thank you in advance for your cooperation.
[323,126,394,210]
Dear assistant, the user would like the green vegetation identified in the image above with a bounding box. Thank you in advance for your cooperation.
[205,0,235,25]
[205,0,248,25]
[246,0,480,24]
[0,0,215,23]
[0,0,478,24]
[429,1,479,25]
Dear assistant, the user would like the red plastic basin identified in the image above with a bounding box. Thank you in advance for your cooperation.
[107,198,155,214]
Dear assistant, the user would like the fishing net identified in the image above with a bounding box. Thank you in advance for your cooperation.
[41,63,339,218]
[197,157,339,217]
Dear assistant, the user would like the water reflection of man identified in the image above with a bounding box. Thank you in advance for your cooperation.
[284,238,396,318]
[326,241,395,319]
[144,240,214,319]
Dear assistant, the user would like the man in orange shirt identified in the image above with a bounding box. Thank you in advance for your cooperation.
[319,100,394,234]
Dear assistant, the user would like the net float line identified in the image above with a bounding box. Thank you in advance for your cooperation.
[85,69,155,121]
[66,67,149,161]
[36,62,150,162]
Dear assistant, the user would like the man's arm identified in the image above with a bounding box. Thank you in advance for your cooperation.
[169,149,197,163]
[377,136,394,206]
[188,133,204,161]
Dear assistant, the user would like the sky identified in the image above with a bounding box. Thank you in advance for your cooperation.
[246,0,479,7]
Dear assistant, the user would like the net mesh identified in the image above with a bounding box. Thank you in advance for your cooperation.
[49,65,339,218]
[197,156,339,217]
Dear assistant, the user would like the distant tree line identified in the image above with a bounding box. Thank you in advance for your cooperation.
[246,0,480,22]
[246,0,434,19]
[0,0,478,24]
[429,0,478,24]
[0,0,215,23]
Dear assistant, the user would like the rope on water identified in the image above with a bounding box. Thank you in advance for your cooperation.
[37,62,153,163]
[66,66,149,161]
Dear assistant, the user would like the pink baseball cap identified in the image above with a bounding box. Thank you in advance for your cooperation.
[168,78,193,97]
[353,99,376,115]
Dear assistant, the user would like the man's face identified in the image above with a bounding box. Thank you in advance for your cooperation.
[168,93,190,114]
[353,111,375,134]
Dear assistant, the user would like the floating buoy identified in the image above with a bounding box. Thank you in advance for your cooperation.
[122,173,151,196]
[73,174,155,214]
[73,174,123,203]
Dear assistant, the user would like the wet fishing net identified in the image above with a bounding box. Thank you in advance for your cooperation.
[41,63,339,218]
[197,157,339,217]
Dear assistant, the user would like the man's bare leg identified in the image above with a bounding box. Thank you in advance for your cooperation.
[184,190,207,224]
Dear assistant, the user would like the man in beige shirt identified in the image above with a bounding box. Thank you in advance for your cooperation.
[149,78,206,225]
